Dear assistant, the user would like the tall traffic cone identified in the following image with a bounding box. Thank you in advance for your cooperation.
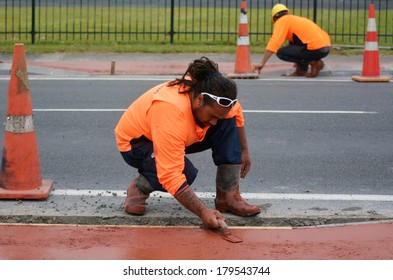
[0,43,53,200]
[352,4,390,82]
[227,0,258,79]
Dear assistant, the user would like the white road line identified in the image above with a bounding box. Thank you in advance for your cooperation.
[243,110,378,114]
[0,76,174,81]
[0,76,355,82]
[33,109,378,114]
[51,189,393,202]
[34,109,125,112]
[256,78,357,83]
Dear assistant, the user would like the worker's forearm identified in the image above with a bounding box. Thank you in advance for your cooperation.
[261,50,274,65]
[174,186,208,218]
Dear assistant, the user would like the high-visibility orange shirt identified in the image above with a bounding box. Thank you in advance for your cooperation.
[266,15,331,53]
[114,82,244,196]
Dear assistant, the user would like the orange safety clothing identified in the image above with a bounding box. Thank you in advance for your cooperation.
[266,15,331,54]
[114,82,244,196]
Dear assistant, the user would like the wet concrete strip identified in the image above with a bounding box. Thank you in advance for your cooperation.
[0,222,392,260]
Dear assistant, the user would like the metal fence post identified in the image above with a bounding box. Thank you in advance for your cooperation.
[170,0,175,44]
[31,0,36,44]
[313,0,317,23]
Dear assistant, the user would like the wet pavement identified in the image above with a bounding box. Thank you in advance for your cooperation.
[0,51,392,262]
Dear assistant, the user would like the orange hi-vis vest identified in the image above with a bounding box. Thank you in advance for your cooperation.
[114,82,244,195]
[266,14,331,53]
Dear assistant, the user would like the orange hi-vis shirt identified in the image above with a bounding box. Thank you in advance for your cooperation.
[266,15,331,53]
[114,82,244,196]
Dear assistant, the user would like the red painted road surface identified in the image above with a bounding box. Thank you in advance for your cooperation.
[0,221,392,260]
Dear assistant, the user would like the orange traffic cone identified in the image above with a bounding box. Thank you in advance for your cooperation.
[352,4,390,82]
[227,0,258,79]
[0,43,53,200]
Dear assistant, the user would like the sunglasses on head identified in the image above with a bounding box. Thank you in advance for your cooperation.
[201,92,237,107]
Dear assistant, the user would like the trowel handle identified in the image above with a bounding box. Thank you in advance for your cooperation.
[217,218,228,230]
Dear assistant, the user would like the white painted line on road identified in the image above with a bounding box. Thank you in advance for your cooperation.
[256,78,357,83]
[51,189,393,202]
[0,76,174,81]
[243,110,378,114]
[0,76,355,82]
[33,109,378,114]
[34,109,125,112]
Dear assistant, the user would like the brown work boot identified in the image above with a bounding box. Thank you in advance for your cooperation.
[282,63,308,77]
[306,60,324,78]
[124,175,153,215]
[215,164,261,217]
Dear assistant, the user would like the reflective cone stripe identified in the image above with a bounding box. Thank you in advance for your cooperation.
[0,43,53,200]
[237,37,250,46]
[365,41,378,51]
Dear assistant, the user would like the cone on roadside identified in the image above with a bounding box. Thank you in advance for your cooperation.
[227,1,258,79]
[352,4,390,82]
[0,43,53,200]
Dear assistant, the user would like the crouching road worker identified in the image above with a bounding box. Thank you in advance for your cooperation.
[114,57,261,230]
[254,3,331,78]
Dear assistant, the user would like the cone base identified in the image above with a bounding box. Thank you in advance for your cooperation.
[227,73,259,79]
[0,179,53,200]
[352,75,390,83]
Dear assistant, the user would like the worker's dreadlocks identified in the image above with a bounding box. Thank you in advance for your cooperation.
[167,57,237,105]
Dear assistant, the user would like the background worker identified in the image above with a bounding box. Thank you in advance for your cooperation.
[254,3,331,77]
[115,57,261,230]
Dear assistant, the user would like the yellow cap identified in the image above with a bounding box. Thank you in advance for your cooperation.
[272,3,289,20]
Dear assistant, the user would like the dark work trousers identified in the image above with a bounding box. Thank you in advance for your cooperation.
[277,43,330,72]
[120,117,241,192]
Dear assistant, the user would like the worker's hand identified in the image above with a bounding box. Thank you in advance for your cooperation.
[200,208,224,230]
[253,62,265,74]
[240,151,252,178]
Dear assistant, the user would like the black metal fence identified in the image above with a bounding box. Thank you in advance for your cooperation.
[1,0,392,47]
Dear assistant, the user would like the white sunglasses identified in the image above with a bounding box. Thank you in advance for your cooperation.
[201,92,237,107]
